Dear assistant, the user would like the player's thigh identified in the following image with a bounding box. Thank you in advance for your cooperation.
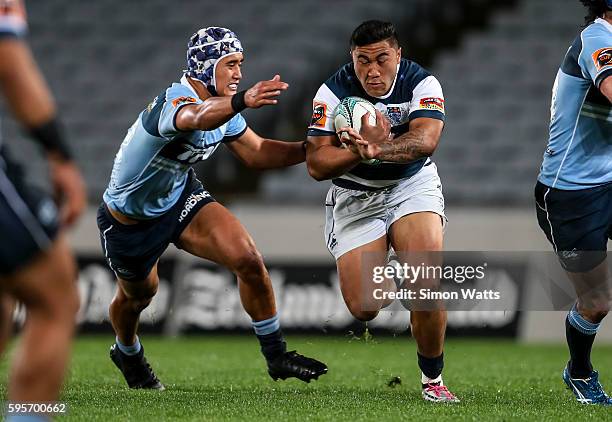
[389,212,443,252]
[535,182,610,272]
[116,263,160,301]
[389,212,444,293]
[385,164,445,253]
[1,234,78,315]
[336,236,389,311]
[177,202,262,272]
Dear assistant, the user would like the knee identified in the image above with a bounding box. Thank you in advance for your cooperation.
[345,300,379,322]
[577,299,610,324]
[352,309,379,322]
[230,247,266,280]
[127,294,155,313]
[128,287,157,313]
[29,283,79,324]
[581,309,609,324]
[417,237,443,253]
[116,279,158,314]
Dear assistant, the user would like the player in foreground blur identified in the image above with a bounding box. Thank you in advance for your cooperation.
[98,27,327,390]
[305,20,458,403]
[0,0,86,418]
[535,0,612,406]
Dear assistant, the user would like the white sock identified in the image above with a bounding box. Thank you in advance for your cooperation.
[422,372,443,385]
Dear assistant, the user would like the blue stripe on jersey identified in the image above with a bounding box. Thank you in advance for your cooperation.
[308,128,335,137]
[141,91,166,137]
[561,36,584,78]
[0,31,19,39]
[409,110,445,122]
[222,125,247,142]
[349,159,427,181]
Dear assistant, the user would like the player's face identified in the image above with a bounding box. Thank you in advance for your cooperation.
[351,40,401,97]
[215,53,244,96]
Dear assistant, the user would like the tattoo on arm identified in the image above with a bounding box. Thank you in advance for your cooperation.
[376,128,430,163]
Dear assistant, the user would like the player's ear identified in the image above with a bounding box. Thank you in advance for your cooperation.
[397,47,402,60]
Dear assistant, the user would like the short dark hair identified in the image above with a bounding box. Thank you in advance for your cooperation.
[350,20,399,49]
[579,0,610,24]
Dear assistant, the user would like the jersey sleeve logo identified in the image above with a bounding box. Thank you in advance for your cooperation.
[310,102,327,127]
[171,96,197,108]
[419,97,445,113]
[592,47,612,72]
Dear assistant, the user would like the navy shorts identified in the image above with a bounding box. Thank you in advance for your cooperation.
[97,171,215,282]
[0,149,59,276]
[535,181,612,271]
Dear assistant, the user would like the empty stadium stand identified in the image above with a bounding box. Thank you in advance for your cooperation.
[0,0,583,207]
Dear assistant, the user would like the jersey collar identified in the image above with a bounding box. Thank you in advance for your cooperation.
[371,63,401,100]
[180,75,199,96]
[595,18,612,32]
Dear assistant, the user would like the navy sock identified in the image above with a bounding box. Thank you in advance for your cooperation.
[418,352,444,381]
[252,314,287,361]
[566,305,599,378]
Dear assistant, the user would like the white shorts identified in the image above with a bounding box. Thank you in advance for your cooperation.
[324,162,446,260]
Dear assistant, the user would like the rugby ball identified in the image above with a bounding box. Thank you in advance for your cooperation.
[333,97,380,165]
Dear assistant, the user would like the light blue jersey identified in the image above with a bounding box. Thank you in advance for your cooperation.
[103,76,247,218]
[538,18,612,190]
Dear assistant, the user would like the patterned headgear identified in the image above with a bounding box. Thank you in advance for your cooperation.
[186,27,243,94]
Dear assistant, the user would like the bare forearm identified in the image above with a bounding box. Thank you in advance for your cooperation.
[307,145,362,181]
[375,128,435,163]
[0,40,56,127]
[192,97,237,131]
[250,139,305,169]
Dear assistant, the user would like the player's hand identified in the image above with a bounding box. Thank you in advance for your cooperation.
[337,127,368,146]
[336,126,363,155]
[337,127,381,160]
[244,74,288,108]
[48,154,86,227]
[359,110,391,144]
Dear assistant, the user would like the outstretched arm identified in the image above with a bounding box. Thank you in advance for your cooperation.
[225,127,305,170]
[175,75,288,131]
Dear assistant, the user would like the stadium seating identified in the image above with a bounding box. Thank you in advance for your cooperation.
[432,0,585,205]
[0,0,584,206]
[262,0,585,205]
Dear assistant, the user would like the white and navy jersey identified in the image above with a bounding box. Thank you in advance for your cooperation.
[538,18,612,190]
[103,76,247,219]
[308,58,445,190]
[0,0,27,40]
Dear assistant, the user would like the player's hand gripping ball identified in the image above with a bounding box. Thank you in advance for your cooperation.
[333,96,380,165]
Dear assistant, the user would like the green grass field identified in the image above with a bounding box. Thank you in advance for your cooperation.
[1,335,611,421]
